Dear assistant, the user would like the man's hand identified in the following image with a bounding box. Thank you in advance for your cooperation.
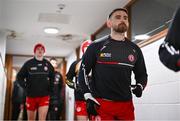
[65,79,76,89]
[132,84,143,97]
[84,93,100,116]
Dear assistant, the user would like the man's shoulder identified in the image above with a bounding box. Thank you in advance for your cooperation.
[23,57,35,65]
[126,38,141,49]
[70,60,79,68]
[94,35,109,44]
[89,35,110,49]
[43,58,50,63]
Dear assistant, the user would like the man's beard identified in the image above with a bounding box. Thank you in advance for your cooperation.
[113,23,128,33]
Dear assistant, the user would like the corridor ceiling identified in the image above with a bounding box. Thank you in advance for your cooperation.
[1,0,130,57]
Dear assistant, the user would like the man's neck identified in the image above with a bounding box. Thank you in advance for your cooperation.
[35,56,43,61]
[110,31,126,41]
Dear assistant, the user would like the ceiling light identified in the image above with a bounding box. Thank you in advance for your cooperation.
[44,27,59,34]
[134,34,150,40]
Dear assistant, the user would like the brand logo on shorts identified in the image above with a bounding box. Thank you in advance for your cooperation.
[76,107,81,112]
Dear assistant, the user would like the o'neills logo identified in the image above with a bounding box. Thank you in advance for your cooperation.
[100,53,111,58]
[128,54,135,62]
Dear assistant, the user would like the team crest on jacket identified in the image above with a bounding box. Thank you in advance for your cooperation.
[128,54,135,62]
[55,77,59,81]
[44,66,48,71]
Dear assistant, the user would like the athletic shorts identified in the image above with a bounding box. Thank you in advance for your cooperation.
[92,98,135,121]
[26,96,49,111]
[75,100,87,116]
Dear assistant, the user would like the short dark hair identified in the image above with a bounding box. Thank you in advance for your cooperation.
[108,8,128,19]
[50,57,57,62]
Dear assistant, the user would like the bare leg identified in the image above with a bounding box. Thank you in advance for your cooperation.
[27,110,37,121]
[76,115,88,121]
[38,105,49,121]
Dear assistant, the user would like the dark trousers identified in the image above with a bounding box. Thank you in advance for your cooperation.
[11,103,27,120]
[11,103,21,120]
[47,99,63,120]
[23,104,28,120]
[48,104,62,120]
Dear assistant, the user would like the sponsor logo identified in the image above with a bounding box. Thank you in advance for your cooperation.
[30,67,37,70]
[100,53,111,58]
[128,54,135,62]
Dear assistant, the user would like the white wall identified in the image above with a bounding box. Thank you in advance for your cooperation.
[0,1,7,119]
[0,58,6,120]
[65,51,77,120]
[134,38,180,120]
[0,30,7,64]
[0,0,6,64]
[0,0,3,28]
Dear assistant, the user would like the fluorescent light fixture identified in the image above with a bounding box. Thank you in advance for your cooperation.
[44,27,59,34]
[134,34,150,40]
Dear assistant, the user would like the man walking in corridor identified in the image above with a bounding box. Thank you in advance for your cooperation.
[16,43,54,121]
[78,8,148,120]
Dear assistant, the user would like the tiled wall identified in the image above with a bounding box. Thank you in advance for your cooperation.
[134,38,180,120]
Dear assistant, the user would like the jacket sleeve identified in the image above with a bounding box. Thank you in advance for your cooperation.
[66,60,77,89]
[48,62,55,94]
[78,43,97,94]
[164,7,180,49]
[12,81,18,103]
[16,62,28,89]
[133,47,148,89]
[59,73,63,89]
[159,42,180,71]
[158,7,180,71]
